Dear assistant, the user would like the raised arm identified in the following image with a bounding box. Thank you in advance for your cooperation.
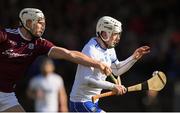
[48,46,112,75]
[111,46,150,76]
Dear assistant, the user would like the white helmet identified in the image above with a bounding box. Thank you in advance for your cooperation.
[96,16,122,41]
[19,8,45,36]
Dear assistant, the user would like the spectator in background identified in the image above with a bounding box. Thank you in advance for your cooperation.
[27,58,68,112]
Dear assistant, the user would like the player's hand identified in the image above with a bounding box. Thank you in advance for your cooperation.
[112,84,127,95]
[133,46,150,60]
[36,90,45,99]
[98,62,112,76]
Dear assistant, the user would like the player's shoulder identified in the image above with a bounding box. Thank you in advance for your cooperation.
[86,37,97,45]
[4,28,19,35]
[31,75,43,81]
[0,27,19,36]
[0,28,20,42]
[108,47,116,52]
[84,37,98,49]
[51,73,63,80]
[36,37,49,42]
[36,37,54,45]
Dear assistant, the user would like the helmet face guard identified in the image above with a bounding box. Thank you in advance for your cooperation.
[96,16,122,48]
[19,8,45,37]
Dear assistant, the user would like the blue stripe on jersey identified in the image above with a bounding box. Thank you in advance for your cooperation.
[69,101,103,112]
[112,59,118,63]
[5,28,19,34]
[94,38,107,51]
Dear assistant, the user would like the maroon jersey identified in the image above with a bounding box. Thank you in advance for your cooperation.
[0,28,54,92]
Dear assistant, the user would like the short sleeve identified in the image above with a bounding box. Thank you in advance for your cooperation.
[37,38,54,55]
[0,29,7,43]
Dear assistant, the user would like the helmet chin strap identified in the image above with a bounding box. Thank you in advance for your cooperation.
[97,32,109,49]
[98,32,115,49]
[19,18,39,40]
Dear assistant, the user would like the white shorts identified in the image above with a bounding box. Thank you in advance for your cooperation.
[0,92,20,111]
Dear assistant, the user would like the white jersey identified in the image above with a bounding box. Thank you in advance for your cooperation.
[70,38,120,102]
[29,73,64,112]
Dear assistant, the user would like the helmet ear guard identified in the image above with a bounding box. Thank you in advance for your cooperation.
[97,31,109,42]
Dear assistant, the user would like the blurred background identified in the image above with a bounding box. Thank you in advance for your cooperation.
[0,0,180,111]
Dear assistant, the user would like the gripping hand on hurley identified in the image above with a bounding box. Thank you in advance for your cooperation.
[97,61,112,76]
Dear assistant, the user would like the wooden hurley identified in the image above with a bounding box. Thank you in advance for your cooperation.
[92,71,167,103]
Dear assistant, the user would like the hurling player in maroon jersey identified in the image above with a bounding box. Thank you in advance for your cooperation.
[0,8,112,112]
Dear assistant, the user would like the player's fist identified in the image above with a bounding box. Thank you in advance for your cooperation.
[112,84,127,95]
[133,46,150,60]
[98,62,112,76]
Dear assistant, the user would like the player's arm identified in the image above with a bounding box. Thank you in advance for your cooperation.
[111,55,137,76]
[57,76,68,112]
[27,88,36,99]
[85,76,115,90]
[58,86,68,112]
[48,46,112,75]
[111,46,150,76]
[83,67,120,91]
[27,78,45,100]
[27,88,44,100]
[59,87,68,112]
[27,79,36,99]
[27,85,38,100]
[84,76,126,95]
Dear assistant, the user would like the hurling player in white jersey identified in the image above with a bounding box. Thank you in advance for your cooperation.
[70,16,150,112]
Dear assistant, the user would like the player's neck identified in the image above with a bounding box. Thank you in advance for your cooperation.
[19,27,33,41]
[42,71,52,77]
[96,37,107,49]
